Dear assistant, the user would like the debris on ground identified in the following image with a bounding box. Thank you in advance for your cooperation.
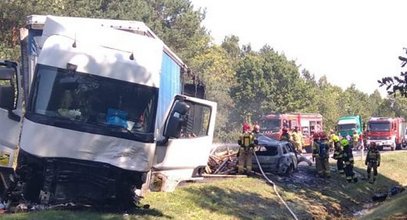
[205,150,238,175]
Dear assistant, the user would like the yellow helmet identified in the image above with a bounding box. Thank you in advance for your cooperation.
[341,139,349,146]
[333,135,340,142]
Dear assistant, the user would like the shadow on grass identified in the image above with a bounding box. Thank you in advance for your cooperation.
[183,185,284,219]
[0,205,172,220]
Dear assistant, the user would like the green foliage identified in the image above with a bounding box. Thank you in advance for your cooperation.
[189,45,238,142]
[231,45,316,122]
[0,0,404,141]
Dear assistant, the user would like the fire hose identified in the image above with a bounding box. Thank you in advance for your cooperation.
[253,150,299,220]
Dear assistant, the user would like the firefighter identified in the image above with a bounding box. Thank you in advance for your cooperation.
[237,123,256,174]
[352,130,360,150]
[365,142,381,183]
[292,127,303,154]
[342,139,358,183]
[312,132,331,178]
[332,135,344,175]
[328,129,338,150]
[252,123,261,137]
[280,127,291,141]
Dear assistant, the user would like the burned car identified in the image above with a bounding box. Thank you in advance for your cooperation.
[252,135,298,175]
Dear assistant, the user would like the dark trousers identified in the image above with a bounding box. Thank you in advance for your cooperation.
[367,162,378,178]
[344,163,355,182]
[337,159,344,174]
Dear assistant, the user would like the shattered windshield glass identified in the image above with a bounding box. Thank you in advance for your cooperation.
[28,64,158,142]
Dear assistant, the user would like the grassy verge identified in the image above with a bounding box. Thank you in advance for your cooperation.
[1,151,407,219]
[359,191,407,220]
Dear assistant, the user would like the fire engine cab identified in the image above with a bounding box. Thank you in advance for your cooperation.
[259,113,323,152]
[366,117,406,151]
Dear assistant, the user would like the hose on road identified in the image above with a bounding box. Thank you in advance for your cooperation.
[253,151,299,220]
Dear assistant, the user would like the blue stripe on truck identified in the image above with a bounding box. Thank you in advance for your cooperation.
[156,52,181,130]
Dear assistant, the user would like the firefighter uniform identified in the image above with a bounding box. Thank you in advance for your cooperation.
[237,131,255,174]
[328,131,337,150]
[342,139,358,183]
[292,128,303,153]
[332,136,345,175]
[280,128,291,142]
[365,143,381,183]
[352,131,360,149]
[312,133,330,178]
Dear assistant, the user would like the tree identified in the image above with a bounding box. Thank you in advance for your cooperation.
[189,45,237,141]
[0,0,210,63]
[231,45,314,122]
[221,35,241,65]
[378,48,407,97]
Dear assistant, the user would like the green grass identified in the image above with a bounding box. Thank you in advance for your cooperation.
[359,192,407,220]
[1,151,407,219]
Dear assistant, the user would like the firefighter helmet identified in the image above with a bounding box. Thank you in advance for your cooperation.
[253,124,260,133]
[242,123,251,132]
[341,139,349,146]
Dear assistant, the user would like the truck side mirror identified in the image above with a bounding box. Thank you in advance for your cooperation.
[163,100,190,138]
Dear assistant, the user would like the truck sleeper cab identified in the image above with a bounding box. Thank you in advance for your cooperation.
[0,15,217,208]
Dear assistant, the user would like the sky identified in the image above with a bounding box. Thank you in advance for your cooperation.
[190,0,407,97]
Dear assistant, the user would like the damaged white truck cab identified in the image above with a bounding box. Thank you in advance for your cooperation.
[0,15,216,207]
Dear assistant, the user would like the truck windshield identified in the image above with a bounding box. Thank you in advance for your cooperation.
[368,122,390,132]
[337,124,356,131]
[260,119,281,132]
[28,64,158,143]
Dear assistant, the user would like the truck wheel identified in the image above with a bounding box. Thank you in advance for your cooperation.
[396,143,402,150]
[378,145,384,151]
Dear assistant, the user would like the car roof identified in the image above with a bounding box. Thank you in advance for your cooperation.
[257,134,288,146]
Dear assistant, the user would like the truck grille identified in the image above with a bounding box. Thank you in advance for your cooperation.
[369,136,388,140]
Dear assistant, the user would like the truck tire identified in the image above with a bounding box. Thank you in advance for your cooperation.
[396,143,402,150]
[378,145,384,151]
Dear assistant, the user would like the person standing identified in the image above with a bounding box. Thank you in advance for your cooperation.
[332,135,345,176]
[237,123,255,175]
[292,127,303,154]
[342,139,358,183]
[329,129,338,151]
[312,132,331,178]
[365,142,381,183]
[352,130,360,150]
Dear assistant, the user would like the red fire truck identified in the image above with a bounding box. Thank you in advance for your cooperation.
[259,113,323,151]
[365,117,406,151]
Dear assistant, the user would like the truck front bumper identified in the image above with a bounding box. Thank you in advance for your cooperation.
[366,140,393,146]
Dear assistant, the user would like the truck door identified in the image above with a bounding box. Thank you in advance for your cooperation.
[152,95,217,192]
[0,61,23,169]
